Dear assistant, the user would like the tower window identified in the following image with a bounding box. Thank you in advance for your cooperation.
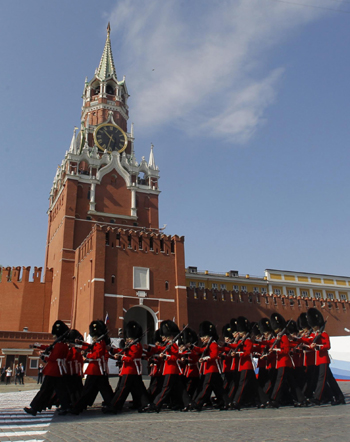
[160,238,164,252]
[150,237,154,251]
[128,235,132,248]
[165,281,169,290]
[139,236,143,250]
[171,240,175,253]
[111,275,115,284]
[106,232,110,246]
[106,85,114,95]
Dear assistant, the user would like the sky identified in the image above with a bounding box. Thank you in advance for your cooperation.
[0,0,350,278]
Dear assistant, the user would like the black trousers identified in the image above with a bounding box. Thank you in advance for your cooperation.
[233,369,267,405]
[112,374,149,410]
[73,375,113,411]
[271,367,304,403]
[30,375,70,412]
[303,365,317,398]
[148,376,163,402]
[227,370,240,403]
[185,376,200,400]
[263,368,277,398]
[65,374,83,405]
[326,365,345,401]
[192,372,229,408]
[153,374,190,409]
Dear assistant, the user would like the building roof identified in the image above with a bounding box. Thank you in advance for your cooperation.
[96,23,117,80]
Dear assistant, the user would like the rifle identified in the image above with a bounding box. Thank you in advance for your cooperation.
[228,332,250,357]
[74,331,109,354]
[33,329,70,361]
[159,324,189,357]
[259,319,292,359]
[112,328,149,367]
[199,336,213,362]
[310,317,328,346]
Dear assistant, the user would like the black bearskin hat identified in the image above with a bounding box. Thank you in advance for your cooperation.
[270,313,286,331]
[236,316,251,333]
[89,320,106,338]
[251,322,260,337]
[258,318,272,334]
[67,329,83,343]
[160,320,180,338]
[307,308,325,328]
[229,318,237,333]
[124,321,143,339]
[198,321,218,340]
[222,324,232,339]
[182,328,198,345]
[287,320,298,335]
[154,329,162,344]
[51,320,69,337]
[297,313,310,330]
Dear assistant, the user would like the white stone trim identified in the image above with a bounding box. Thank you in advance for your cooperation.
[175,286,187,289]
[87,210,137,220]
[92,278,105,283]
[105,293,175,303]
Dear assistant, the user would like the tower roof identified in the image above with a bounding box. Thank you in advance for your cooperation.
[96,23,117,80]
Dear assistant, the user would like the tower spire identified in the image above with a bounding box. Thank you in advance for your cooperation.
[96,23,117,80]
[148,143,156,169]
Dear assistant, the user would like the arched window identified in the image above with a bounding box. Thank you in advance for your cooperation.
[165,281,169,290]
[111,275,115,284]
[106,84,114,95]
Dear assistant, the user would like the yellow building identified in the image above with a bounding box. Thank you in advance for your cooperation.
[186,267,349,302]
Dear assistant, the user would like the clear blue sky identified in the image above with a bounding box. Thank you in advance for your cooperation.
[1,0,350,277]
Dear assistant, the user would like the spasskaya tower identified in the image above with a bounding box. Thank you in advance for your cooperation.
[45,24,188,338]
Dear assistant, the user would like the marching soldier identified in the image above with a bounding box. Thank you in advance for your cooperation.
[24,320,71,416]
[105,320,149,413]
[191,321,229,411]
[70,320,113,414]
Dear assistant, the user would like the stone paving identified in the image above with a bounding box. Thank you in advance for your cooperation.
[0,379,349,442]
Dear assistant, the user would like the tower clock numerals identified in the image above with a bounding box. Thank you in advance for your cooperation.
[93,123,128,153]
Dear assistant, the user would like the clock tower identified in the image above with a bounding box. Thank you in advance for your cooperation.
[45,24,188,337]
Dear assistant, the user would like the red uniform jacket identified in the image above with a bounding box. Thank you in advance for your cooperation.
[301,333,316,367]
[116,343,143,376]
[230,338,254,372]
[272,335,292,369]
[182,348,200,378]
[42,342,68,377]
[84,341,108,376]
[194,341,221,375]
[162,343,181,375]
[145,346,164,377]
[66,347,84,376]
[305,332,331,366]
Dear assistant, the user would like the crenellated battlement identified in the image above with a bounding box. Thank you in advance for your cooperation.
[187,288,350,337]
[0,266,53,284]
[0,267,52,333]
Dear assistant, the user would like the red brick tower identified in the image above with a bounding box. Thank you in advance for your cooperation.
[45,24,188,338]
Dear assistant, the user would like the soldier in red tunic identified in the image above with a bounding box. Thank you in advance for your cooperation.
[70,320,113,414]
[147,320,190,412]
[306,308,345,405]
[268,313,306,408]
[191,321,229,411]
[105,320,149,413]
[24,320,71,416]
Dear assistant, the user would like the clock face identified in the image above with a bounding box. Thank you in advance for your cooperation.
[93,123,128,153]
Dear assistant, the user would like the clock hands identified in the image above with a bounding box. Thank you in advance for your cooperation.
[103,129,115,150]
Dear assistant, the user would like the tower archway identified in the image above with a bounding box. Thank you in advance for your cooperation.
[123,305,157,345]
[123,305,157,374]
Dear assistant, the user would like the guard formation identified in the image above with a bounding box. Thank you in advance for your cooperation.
[24,307,346,416]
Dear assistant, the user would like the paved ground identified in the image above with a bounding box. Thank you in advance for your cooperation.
[1,379,349,442]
